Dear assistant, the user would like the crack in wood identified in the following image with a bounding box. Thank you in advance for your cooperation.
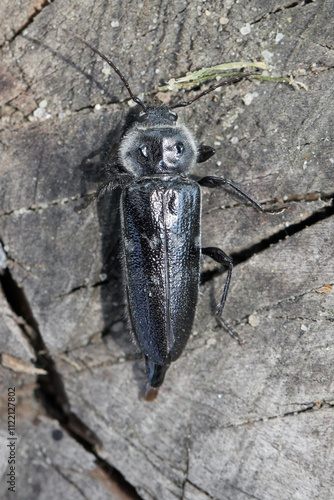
[56,352,141,374]
[183,397,329,498]
[44,453,91,500]
[181,424,192,500]
[204,191,332,215]
[184,479,214,499]
[0,195,82,218]
[1,189,331,222]
[251,0,315,26]
[217,400,333,431]
[231,283,333,326]
[55,274,115,299]
[0,259,141,500]
[5,0,55,45]
[201,196,334,284]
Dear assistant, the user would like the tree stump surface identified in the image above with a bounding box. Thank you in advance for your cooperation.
[0,1,333,499]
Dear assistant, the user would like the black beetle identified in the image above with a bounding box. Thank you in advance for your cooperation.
[71,35,285,400]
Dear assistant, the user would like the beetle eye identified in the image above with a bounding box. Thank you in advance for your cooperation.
[168,110,178,121]
[139,144,149,158]
[175,142,184,157]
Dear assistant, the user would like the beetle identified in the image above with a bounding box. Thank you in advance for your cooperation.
[71,35,285,400]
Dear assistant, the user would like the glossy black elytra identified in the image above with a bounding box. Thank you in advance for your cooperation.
[71,35,285,400]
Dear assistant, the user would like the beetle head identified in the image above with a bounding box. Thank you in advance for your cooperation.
[119,107,197,176]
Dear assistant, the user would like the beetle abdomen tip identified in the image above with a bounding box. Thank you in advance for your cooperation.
[144,385,159,402]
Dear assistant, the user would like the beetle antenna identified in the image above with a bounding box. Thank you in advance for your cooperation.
[171,73,255,109]
[65,30,146,111]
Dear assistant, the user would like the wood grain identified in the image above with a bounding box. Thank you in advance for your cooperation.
[1,1,333,498]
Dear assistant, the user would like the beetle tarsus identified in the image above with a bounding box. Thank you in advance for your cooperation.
[216,316,244,345]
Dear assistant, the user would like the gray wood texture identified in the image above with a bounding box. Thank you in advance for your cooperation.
[1,1,333,499]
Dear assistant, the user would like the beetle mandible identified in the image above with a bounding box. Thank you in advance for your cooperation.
[72,35,285,400]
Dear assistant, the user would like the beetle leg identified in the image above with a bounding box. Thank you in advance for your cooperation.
[202,246,232,315]
[202,246,243,344]
[198,175,286,214]
[197,145,216,163]
[75,174,134,213]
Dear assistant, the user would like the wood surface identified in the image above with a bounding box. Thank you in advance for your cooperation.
[0,1,333,499]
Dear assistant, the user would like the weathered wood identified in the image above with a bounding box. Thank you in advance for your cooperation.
[1,0,333,499]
